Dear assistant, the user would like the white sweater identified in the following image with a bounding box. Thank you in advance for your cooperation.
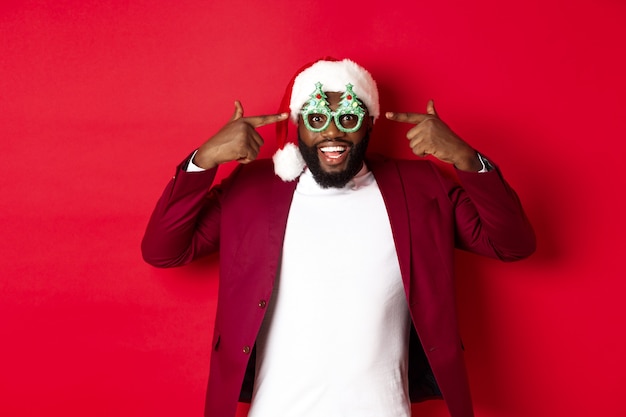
[249,166,411,417]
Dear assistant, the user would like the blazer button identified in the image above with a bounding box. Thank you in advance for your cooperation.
[258,300,267,309]
[242,346,251,354]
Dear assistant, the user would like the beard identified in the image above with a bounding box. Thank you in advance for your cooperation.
[298,132,370,189]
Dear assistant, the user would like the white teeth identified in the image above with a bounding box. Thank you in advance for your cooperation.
[320,146,346,153]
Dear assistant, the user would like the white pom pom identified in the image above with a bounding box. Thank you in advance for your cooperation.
[273,143,305,181]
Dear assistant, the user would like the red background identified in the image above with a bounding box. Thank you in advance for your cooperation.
[1,0,625,416]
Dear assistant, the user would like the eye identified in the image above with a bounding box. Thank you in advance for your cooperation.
[307,114,327,127]
[339,114,358,128]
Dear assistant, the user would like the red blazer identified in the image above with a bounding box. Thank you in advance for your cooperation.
[142,154,535,417]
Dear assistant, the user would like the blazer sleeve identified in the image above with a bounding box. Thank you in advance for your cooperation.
[444,162,536,261]
[141,155,225,268]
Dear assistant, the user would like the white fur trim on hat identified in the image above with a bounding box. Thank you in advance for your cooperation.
[289,59,379,123]
[272,142,306,181]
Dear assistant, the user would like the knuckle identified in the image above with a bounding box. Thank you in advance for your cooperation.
[234,122,250,134]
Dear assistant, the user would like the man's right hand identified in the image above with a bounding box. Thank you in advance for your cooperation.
[192,101,289,170]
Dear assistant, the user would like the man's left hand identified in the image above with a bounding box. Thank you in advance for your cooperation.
[386,100,482,172]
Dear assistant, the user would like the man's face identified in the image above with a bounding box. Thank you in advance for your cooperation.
[298,91,372,188]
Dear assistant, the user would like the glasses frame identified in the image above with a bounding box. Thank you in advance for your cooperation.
[302,106,365,133]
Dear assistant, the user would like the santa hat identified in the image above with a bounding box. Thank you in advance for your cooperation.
[273,58,380,181]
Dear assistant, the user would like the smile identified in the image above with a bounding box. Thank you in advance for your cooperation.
[316,143,351,168]
[319,145,347,159]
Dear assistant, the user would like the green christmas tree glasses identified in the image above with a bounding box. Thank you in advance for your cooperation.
[301,82,367,133]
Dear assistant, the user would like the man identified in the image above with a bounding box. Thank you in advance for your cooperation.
[142,58,535,417]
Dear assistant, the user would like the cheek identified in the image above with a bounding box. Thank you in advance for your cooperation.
[348,119,371,141]
[298,123,318,147]
[347,129,368,144]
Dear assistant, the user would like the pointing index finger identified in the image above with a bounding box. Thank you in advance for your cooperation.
[245,112,289,128]
[386,112,432,124]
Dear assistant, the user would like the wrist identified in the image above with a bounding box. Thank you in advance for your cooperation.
[193,147,219,170]
[454,151,483,172]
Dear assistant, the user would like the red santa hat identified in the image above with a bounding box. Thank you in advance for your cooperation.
[273,58,380,181]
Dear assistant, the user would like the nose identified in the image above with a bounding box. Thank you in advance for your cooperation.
[321,119,345,139]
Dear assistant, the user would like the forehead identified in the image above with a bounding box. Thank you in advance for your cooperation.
[324,91,342,107]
